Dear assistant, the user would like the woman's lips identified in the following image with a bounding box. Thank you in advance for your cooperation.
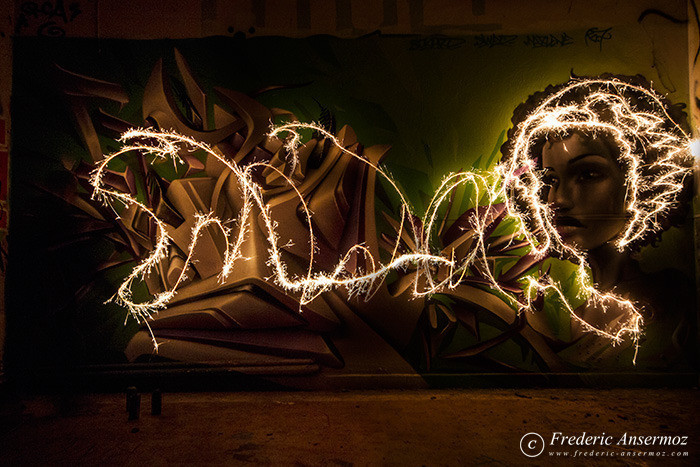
[554,216,585,238]
[556,225,582,238]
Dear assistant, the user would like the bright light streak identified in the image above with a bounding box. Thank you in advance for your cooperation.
[690,138,700,160]
[91,79,692,361]
[502,78,692,254]
[499,78,693,360]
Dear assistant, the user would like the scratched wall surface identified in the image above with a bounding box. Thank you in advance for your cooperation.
[8,0,689,38]
[4,0,697,386]
[0,0,12,380]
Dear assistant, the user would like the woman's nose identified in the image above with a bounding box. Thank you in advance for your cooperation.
[548,183,574,210]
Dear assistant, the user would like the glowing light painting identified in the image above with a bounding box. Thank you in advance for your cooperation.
[90,78,693,362]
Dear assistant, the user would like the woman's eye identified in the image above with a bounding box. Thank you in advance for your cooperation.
[576,169,604,182]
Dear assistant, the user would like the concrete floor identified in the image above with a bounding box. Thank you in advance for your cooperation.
[1,389,699,466]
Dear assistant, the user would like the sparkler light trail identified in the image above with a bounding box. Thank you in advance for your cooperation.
[502,78,692,255]
[91,78,692,361]
[499,77,693,358]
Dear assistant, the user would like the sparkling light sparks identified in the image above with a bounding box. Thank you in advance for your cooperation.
[499,78,693,359]
[502,78,692,255]
[91,78,692,362]
[92,127,456,351]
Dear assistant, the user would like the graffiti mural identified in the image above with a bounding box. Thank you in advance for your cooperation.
[7,31,696,385]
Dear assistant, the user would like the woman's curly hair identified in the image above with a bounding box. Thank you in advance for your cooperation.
[500,73,693,252]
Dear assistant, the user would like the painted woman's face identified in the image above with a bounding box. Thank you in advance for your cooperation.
[541,133,627,251]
